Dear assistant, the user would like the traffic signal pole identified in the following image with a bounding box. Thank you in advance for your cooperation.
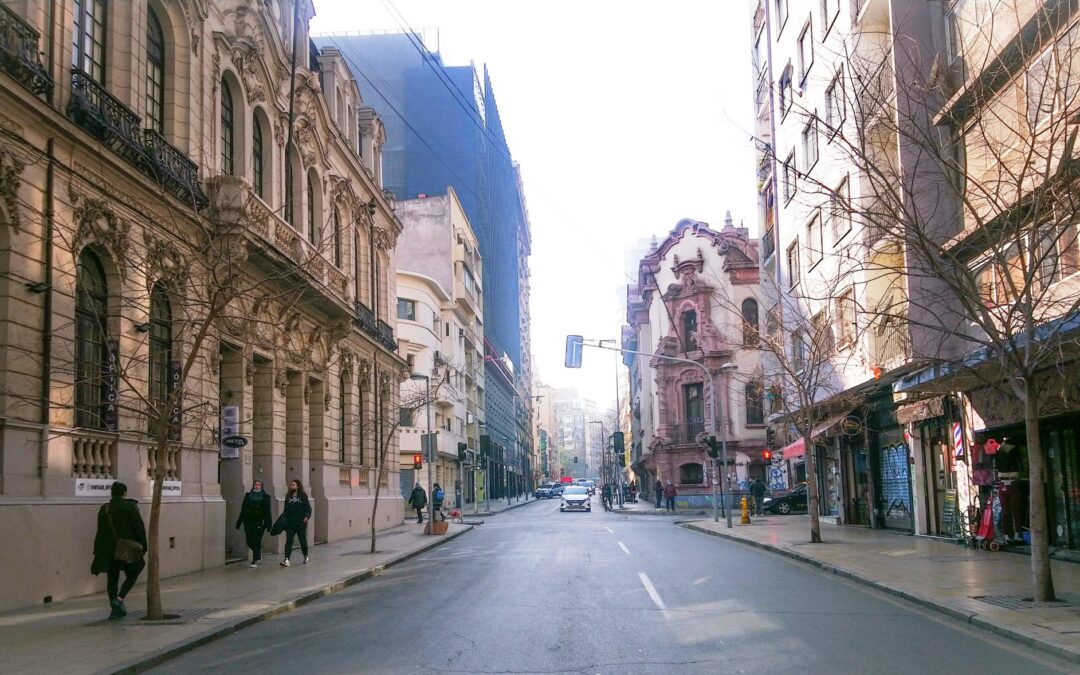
[580,340,733,528]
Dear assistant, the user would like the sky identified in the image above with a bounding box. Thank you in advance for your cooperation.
[311,0,757,410]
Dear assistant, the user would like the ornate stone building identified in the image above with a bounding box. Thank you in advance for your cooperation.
[0,0,405,611]
[626,217,766,503]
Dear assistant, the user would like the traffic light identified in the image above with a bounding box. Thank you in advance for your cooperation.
[613,431,625,452]
[705,436,719,459]
[412,453,422,470]
[458,442,468,462]
[762,449,772,462]
[766,427,776,448]
[573,456,578,463]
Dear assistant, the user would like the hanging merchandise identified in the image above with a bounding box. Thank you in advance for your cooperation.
[984,438,1001,455]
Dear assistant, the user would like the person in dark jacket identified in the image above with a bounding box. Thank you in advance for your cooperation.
[749,478,767,516]
[432,483,446,521]
[280,479,311,567]
[236,480,273,568]
[663,481,678,512]
[655,479,664,509]
[91,482,147,620]
[408,483,427,523]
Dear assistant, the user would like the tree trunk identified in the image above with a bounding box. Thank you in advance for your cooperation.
[370,464,382,554]
[1023,380,1055,601]
[145,439,166,620]
[804,431,822,543]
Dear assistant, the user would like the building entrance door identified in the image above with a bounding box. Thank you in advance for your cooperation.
[879,441,913,531]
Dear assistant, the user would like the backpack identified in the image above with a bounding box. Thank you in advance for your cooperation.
[434,487,444,501]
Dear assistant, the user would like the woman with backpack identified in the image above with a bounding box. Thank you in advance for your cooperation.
[432,483,446,521]
[280,479,311,567]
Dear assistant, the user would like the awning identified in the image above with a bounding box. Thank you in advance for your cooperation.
[779,411,854,459]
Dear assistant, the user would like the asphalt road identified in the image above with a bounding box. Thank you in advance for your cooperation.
[152,499,1074,674]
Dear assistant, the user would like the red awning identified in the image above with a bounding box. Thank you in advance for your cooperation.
[779,412,855,460]
[782,437,806,458]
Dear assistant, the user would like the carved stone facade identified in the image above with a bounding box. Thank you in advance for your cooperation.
[625,217,767,501]
[0,0,405,612]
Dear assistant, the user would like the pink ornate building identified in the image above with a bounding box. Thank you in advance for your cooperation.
[626,217,766,501]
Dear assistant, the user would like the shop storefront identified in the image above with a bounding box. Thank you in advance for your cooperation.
[868,396,914,532]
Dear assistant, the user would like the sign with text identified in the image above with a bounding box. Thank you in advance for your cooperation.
[75,477,116,497]
[168,360,182,442]
[220,405,240,458]
[102,340,119,430]
[150,479,182,497]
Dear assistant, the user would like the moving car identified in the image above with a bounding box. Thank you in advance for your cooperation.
[763,483,808,515]
[560,485,591,512]
[578,480,596,495]
[549,484,565,498]
[534,483,555,499]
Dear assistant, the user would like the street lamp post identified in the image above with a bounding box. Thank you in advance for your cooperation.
[410,373,434,533]
[718,363,738,528]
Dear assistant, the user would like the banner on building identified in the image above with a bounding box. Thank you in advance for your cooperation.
[150,479,182,496]
[220,405,240,459]
[102,340,119,431]
[75,477,116,497]
[168,360,183,441]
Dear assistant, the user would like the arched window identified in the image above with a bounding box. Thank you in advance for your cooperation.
[679,463,704,485]
[681,309,697,352]
[220,78,235,174]
[746,380,765,425]
[146,6,166,134]
[285,146,298,225]
[332,206,342,267]
[252,113,265,198]
[742,298,760,346]
[338,371,349,463]
[307,172,318,244]
[75,250,109,428]
[72,0,107,82]
[149,285,172,407]
[683,382,704,440]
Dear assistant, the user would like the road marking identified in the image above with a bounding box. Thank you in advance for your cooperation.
[618,541,631,555]
[638,572,670,619]
[605,527,614,533]
[691,576,709,586]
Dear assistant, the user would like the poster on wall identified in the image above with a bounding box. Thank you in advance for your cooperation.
[150,479,182,496]
[75,477,116,497]
[168,360,183,441]
[220,405,240,459]
[102,340,119,431]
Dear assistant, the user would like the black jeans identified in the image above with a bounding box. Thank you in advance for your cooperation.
[284,523,308,560]
[414,507,424,523]
[244,524,266,562]
[107,559,144,601]
[666,496,676,512]
[434,505,445,521]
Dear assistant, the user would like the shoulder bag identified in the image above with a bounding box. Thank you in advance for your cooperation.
[107,504,144,564]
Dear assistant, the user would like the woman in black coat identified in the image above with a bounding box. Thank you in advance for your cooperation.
[236,480,273,567]
[91,482,147,619]
[280,479,311,567]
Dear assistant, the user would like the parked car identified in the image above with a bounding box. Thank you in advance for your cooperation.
[579,480,595,495]
[549,484,565,498]
[534,483,555,499]
[560,485,591,512]
[763,483,808,515]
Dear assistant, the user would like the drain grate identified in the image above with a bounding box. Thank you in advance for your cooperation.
[113,607,222,625]
[973,594,1080,610]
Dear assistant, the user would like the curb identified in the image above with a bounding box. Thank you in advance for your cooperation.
[679,523,1080,665]
[109,525,474,674]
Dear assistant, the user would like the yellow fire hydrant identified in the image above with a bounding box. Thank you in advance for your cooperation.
[739,496,751,525]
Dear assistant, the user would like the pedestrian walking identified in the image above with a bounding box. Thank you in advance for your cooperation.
[663,480,678,512]
[91,481,147,620]
[236,480,273,567]
[432,483,446,521]
[408,482,427,524]
[655,479,663,509]
[750,477,767,516]
[280,479,311,567]
[601,482,613,511]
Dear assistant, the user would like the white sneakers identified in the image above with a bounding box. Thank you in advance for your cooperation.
[250,561,257,568]
[280,559,290,567]
[303,556,309,564]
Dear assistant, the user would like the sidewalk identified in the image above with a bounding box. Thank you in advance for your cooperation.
[0,523,472,675]
[614,495,712,516]
[683,515,1080,663]
[460,493,540,519]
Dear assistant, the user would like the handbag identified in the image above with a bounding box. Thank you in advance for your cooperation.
[106,505,144,564]
[269,512,287,536]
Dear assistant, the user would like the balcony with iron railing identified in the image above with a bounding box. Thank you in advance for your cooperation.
[144,129,208,209]
[871,316,911,370]
[0,3,52,98]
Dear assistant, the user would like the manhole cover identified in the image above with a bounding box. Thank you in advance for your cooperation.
[973,594,1080,610]
[112,607,221,625]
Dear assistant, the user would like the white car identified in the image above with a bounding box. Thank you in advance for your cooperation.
[560,485,591,512]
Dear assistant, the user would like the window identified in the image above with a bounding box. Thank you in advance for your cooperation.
[1040,222,1080,284]
[775,0,789,32]
[220,78,235,175]
[145,7,165,134]
[836,288,856,347]
[825,70,845,132]
[791,329,806,371]
[683,383,704,440]
[149,285,172,407]
[680,309,698,352]
[779,64,793,117]
[358,381,366,465]
[72,0,107,82]
[742,298,760,346]
[252,114,265,198]
[806,212,823,267]
[746,381,765,425]
[830,176,851,241]
[782,151,796,202]
[787,239,801,289]
[680,463,704,485]
[397,298,416,321]
[332,207,342,267]
[307,172,318,244]
[285,147,298,225]
[399,406,413,427]
[798,20,814,83]
[944,8,965,81]
[821,0,839,34]
[1026,47,1057,129]
[812,310,834,355]
[339,373,349,463]
[802,117,819,171]
[75,250,108,428]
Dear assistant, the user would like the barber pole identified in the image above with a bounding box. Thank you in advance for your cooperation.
[953,422,964,460]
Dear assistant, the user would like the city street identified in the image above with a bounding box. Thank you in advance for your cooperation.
[152,500,1072,674]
